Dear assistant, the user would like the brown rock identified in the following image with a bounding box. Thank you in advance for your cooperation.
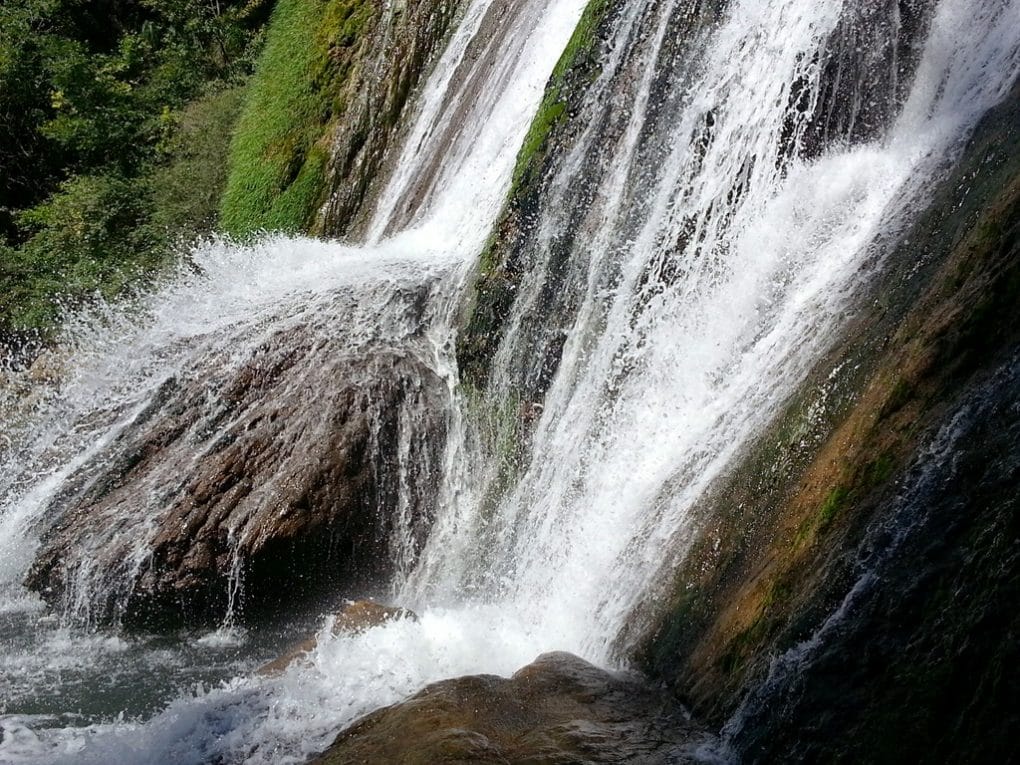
[258,636,319,677]
[26,350,65,384]
[25,315,447,630]
[312,652,714,764]
[333,599,416,634]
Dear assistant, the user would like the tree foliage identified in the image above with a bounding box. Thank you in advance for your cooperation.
[0,0,271,342]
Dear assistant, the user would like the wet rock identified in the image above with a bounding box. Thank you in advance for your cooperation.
[26,350,65,385]
[333,599,416,633]
[25,316,448,630]
[314,0,464,238]
[637,80,1020,763]
[259,599,416,675]
[313,652,714,764]
[798,0,935,158]
[0,348,65,452]
[258,636,321,677]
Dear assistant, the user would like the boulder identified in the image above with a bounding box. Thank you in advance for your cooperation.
[25,319,447,630]
[313,651,715,764]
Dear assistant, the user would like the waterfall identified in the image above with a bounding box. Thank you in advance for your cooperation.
[1,0,1018,762]
[366,0,589,247]
[407,0,1020,663]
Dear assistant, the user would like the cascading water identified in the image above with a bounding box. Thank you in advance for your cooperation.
[414,0,1020,662]
[1,0,1018,762]
[0,0,587,758]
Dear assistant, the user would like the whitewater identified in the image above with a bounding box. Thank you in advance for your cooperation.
[1,0,1019,762]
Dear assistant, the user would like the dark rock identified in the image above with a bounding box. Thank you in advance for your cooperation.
[25,318,448,630]
[797,0,935,159]
[313,651,715,764]
[636,74,1020,765]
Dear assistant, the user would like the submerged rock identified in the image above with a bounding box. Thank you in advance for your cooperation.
[313,651,714,764]
[25,314,448,630]
[259,599,417,675]
[332,599,416,633]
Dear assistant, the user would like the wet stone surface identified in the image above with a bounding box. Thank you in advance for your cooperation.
[24,317,448,631]
[314,651,717,764]
[259,599,416,675]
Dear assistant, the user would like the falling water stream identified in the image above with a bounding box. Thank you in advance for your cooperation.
[1,0,1019,762]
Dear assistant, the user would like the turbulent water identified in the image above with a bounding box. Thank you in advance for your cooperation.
[2,0,1019,762]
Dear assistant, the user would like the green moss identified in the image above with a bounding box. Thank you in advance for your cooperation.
[220,0,375,236]
[791,484,846,546]
[475,228,502,280]
[151,85,247,239]
[511,100,567,197]
[818,485,849,528]
[795,454,897,546]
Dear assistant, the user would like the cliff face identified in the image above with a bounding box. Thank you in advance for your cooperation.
[455,1,1020,760]
[457,0,934,400]
[636,80,1020,762]
[8,0,1018,758]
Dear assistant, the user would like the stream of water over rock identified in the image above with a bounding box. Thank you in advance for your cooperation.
[1,0,1018,762]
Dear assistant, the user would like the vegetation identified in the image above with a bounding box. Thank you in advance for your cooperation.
[219,0,374,237]
[0,0,272,344]
[816,484,849,528]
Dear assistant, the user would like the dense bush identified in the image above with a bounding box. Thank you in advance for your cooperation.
[0,0,271,343]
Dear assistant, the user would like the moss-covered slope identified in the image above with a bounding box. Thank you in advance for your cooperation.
[219,0,373,235]
[456,0,627,394]
[220,0,461,239]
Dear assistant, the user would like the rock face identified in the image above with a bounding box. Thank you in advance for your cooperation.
[634,75,1020,764]
[453,0,1019,761]
[313,0,464,238]
[26,317,448,630]
[313,652,715,764]
[457,0,935,402]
